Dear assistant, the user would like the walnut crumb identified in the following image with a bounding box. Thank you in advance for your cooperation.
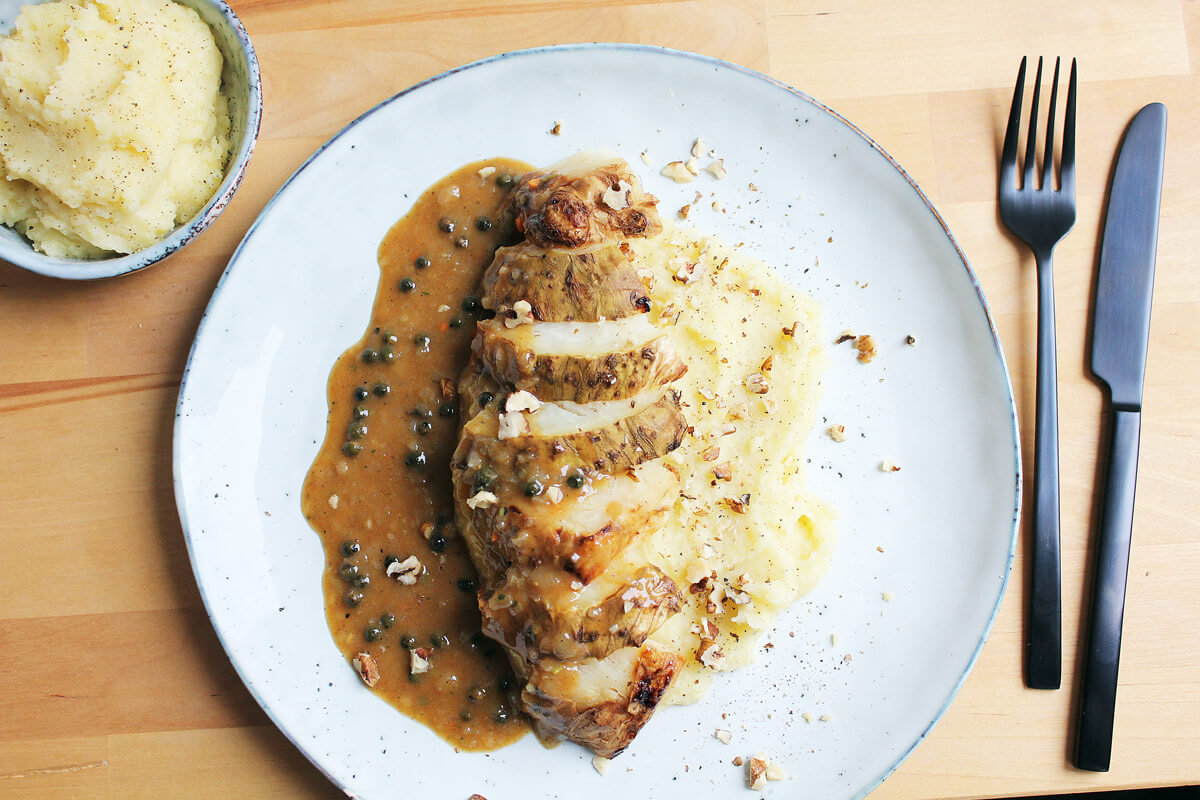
[707,159,727,179]
[386,555,423,585]
[714,728,733,744]
[550,120,563,135]
[352,652,379,687]
[410,647,432,675]
[834,329,856,344]
[855,334,877,363]
[723,495,750,514]
[466,490,499,509]
[713,462,733,481]
[827,424,846,442]
[328,494,339,509]
[782,321,801,337]
[691,137,706,158]
[733,756,744,767]
[661,161,695,183]
[678,203,691,219]
[744,372,769,394]
[700,445,721,462]
[880,459,900,473]
[748,754,770,790]
[906,334,917,346]
[592,756,610,775]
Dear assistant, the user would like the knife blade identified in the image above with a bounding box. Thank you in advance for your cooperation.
[1075,102,1166,772]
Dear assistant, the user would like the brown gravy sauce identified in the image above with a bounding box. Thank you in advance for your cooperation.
[301,158,533,751]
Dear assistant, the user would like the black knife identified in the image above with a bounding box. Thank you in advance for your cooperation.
[1075,102,1167,772]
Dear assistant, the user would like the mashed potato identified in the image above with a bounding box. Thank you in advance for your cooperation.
[624,223,836,703]
[0,0,231,258]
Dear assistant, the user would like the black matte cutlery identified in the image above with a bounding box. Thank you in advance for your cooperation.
[1075,102,1167,772]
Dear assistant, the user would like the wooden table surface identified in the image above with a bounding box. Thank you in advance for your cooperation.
[2,1,1198,798]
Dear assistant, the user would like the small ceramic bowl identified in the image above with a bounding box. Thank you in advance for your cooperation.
[0,0,262,280]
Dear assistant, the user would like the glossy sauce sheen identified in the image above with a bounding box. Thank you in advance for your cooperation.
[301,158,533,750]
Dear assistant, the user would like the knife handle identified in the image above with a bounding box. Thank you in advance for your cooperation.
[1075,407,1142,771]
[1027,256,1062,690]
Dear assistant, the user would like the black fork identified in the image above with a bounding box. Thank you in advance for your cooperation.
[998,56,1078,690]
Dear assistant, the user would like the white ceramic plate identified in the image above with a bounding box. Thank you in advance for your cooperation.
[175,45,1019,800]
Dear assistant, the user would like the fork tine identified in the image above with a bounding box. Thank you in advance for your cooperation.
[1024,56,1044,189]
[1001,56,1027,190]
[1041,57,1061,191]
[1061,58,1078,198]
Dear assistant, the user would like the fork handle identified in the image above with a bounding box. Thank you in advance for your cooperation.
[1075,407,1141,771]
[1026,251,1062,690]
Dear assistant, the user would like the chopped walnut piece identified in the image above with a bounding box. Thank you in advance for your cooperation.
[700,445,721,462]
[505,390,541,413]
[880,459,900,473]
[782,321,801,337]
[546,486,564,504]
[661,161,695,183]
[328,494,339,510]
[748,754,769,790]
[352,652,380,687]
[766,761,786,781]
[906,334,917,346]
[707,159,727,179]
[760,354,774,372]
[733,756,744,767]
[827,424,846,442]
[477,166,497,180]
[440,378,457,401]
[678,203,691,219]
[550,120,564,135]
[835,329,856,344]
[744,372,769,394]
[592,756,610,775]
[496,409,531,439]
[691,137,706,158]
[684,156,701,175]
[419,521,435,540]
[855,334,877,363]
[714,728,733,744]
[466,490,499,509]
[410,647,433,675]
[386,555,423,585]
[640,150,652,165]
[723,495,750,514]
[697,637,725,668]
[504,300,535,329]
[712,462,733,481]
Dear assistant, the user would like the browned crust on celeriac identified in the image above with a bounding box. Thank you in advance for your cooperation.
[481,243,651,322]
[520,644,682,758]
[511,165,662,249]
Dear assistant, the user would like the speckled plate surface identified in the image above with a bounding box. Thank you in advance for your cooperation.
[174,44,1020,800]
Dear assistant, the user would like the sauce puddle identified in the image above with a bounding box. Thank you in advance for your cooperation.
[301,158,533,750]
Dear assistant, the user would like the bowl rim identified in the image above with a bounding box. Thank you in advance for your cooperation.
[0,0,263,281]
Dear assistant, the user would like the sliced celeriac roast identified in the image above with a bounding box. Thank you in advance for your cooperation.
[452,152,688,758]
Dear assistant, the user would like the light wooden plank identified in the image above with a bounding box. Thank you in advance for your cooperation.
[766,1,1189,100]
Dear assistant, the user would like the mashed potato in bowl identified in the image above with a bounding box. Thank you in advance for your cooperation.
[0,0,232,258]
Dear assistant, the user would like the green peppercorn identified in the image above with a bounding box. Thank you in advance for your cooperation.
[476,216,494,232]
[353,406,369,420]
[400,634,417,650]
[342,441,363,457]
[438,217,455,233]
[348,421,367,439]
[454,236,469,249]
[341,540,360,556]
[379,348,395,363]
[430,633,450,648]
[339,562,359,582]
[354,386,369,401]
[381,331,398,344]
[416,420,433,436]
[344,588,364,607]
[473,467,496,491]
[524,479,544,497]
[461,296,481,314]
[467,685,487,703]
[380,612,395,629]
[399,278,416,292]
[412,405,434,418]
[405,449,427,468]
[414,334,431,350]
[364,625,383,642]
[372,383,390,397]
[429,533,447,553]
[478,391,494,407]
[449,316,464,328]
[415,256,431,269]
[566,473,585,489]
[352,573,370,588]
[460,710,473,722]
[457,577,478,593]
[496,174,515,188]
[495,706,512,724]
[361,349,379,363]
[438,402,456,418]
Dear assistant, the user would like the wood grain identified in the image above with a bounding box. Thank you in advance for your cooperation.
[1,0,1198,798]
